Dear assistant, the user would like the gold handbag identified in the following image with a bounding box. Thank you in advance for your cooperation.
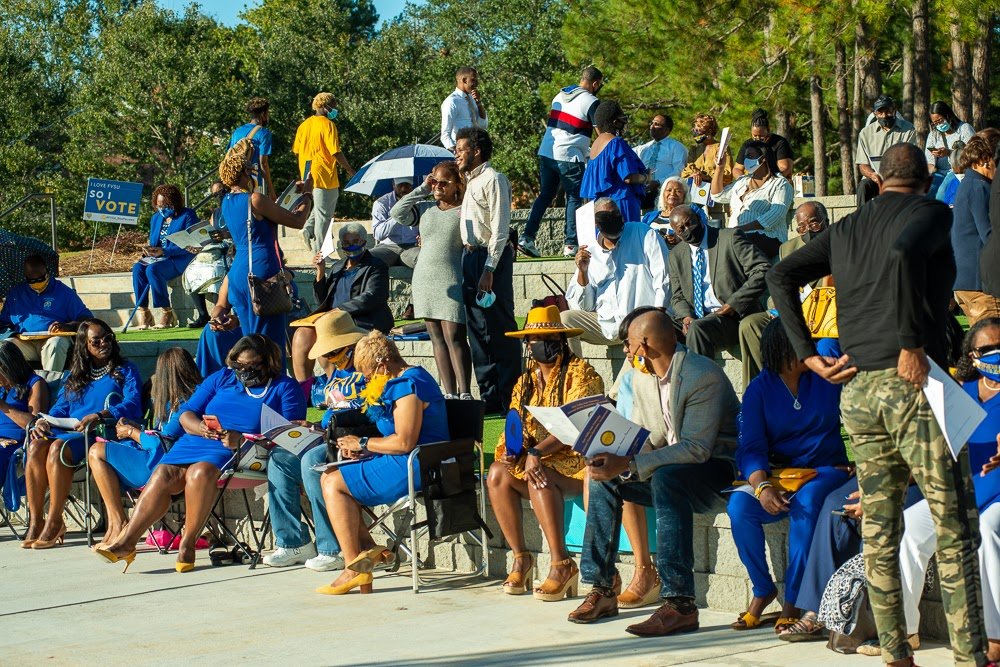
[802,286,838,339]
[735,467,819,493]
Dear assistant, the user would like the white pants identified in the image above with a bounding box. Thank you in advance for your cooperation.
[11,336,72,372]
[900,499,1000,638]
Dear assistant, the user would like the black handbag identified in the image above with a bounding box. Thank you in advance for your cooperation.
[245,197,293,317]
[323,408,380,463]
[420,453,492,540]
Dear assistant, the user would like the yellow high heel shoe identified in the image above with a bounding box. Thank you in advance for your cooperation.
[95,547,137,573]
[502,551,535,595]
[533,557,579,601]
[346,545,391,573]
[175,561,195,573]
[617,565,662,609]
[31,526,66,550]
[316,572,374,595]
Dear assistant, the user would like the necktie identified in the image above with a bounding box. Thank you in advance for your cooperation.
[644,141,661,176]
[466,94,480,129]
[692,248,706,318]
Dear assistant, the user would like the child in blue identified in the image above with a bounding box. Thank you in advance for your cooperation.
[727,319,850,631]
[95,335,305,573]
[216,139,313,356]
[25,320,142,549]
[132,184,200,330]
[317,332,449,595]
[0,342,49,514]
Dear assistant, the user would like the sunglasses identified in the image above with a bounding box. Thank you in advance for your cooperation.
[972,344,1000,358]
[26,274,48,284]
[88,334,115,346]
[429,178,454,187]
[231,361,264,372]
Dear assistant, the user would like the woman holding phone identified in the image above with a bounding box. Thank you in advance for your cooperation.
[95,335,304,573]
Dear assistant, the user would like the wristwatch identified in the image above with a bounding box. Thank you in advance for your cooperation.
[620,456,639,481]
[526,447,542,457]
[358,436,370,455]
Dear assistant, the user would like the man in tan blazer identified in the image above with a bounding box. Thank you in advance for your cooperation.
[568,306,740,636]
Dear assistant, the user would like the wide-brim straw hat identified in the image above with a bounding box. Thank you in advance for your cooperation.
[505,305,583,338]
[307,310,368,359]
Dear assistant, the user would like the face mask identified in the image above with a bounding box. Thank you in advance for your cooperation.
[631,354,652,374]
[28,275,49,294]
[360,365,392,406]
[339,242,365,258]
[326,108,339,121]
[877,116,894,129]
[692,132,707,143]
[743,157,761,174]
[325,347,351,370]
[234,366,267,388]
[158,207,175,218]
[529,340,563,364]
[595,211,625,243]
[935,122,951,133]
[475,290,496,308]
[677,221,705,246]
[973,352,1000,383]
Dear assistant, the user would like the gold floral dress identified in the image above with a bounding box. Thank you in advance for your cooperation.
[495,355,605,481]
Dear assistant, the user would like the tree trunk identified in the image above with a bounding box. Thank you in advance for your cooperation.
[949,15,973,121]
[836,39,855,195]
[902,34,914,120]
[912,0,931,144]
[811,69,828,196]
[972,14,994,129]
[854,16,881,141]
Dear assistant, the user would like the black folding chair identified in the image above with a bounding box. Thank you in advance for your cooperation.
[364,399,492,593]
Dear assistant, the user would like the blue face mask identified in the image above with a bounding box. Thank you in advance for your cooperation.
[973,352,1000,383]
[743,157,761,174]
[935,122,951,133]
[475,291,496,308]
[158,207,175,218]
[339,242,365,258]
[326,108,339,121]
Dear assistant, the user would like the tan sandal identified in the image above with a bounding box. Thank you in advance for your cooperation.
[618,564,661,608]
[502,551,534,595]
[533,557,579,601]
[152,308,177,329]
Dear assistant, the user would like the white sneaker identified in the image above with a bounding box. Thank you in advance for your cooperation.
[459,393,474,400]
[518,237,541,258]
[263,543,317,567]
[305,553,345,572]
[563,245,578,257]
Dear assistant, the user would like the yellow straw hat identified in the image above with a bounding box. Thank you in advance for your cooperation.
[505,305,583,338]
[307,310,368,360]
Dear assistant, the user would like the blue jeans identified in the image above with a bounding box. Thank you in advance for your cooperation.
[523,156,585,246]
[581,459,734,599]
[727,466,851,604]
[266,446,340,555]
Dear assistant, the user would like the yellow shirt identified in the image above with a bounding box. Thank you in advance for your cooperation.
[292,115,342,189]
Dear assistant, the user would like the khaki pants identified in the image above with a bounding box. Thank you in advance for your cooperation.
[11,336,72,372]
[953,290,1000,326]
[302,187,340,254]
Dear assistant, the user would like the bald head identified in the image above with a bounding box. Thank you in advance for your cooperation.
[880,143,930,188]
[669,204,705,246]
[620,307,676,376]
[794,201,829,236]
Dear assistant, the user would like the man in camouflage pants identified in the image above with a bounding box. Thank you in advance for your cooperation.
[767,143,990,667]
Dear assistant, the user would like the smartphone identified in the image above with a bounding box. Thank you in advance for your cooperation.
[203,415,222,431]
[831,509,850,517]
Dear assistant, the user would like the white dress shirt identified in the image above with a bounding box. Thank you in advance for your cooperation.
[634,137,688,182]
[689,234,722,314]
[565,222,671,339]
[460,161,511,270]
[712,174,793,242]
[440,88,488,150]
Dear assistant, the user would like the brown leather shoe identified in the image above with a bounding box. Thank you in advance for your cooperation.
[568,587,619,624]
[626,602,699,637]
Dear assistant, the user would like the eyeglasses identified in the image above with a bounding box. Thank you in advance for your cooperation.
[972,344,1000,358]
[429,178,454,187]
[88,334,115,346]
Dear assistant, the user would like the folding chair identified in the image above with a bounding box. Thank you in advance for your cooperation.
[207,440,273,570]
[1,440,27,540]
[365,399,492,593]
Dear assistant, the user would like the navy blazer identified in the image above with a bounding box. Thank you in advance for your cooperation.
[148,207,199,258]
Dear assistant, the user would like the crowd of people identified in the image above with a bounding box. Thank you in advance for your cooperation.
[1,65,1000,667]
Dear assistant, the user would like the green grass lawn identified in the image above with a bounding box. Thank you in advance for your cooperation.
[118,327,203,342]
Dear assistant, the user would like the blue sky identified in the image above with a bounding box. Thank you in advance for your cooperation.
[155,0,412,26]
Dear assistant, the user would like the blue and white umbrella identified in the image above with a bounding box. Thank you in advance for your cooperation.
[343,143,455,198]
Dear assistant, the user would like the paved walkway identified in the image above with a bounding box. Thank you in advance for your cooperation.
[2,534,956,666]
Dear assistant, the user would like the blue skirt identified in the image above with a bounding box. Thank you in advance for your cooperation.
[53,430,87,465]
[105,440,164,489]
[159,434,233,470]
[340,453,422,507]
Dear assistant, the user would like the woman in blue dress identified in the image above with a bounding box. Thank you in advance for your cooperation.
[132,184,200,330]
[89,347,202,549]
[212,138,313,355]
[727,319,851,632]
[95,334,305,573]
[26,320,142,549]
[580,101,653,222]
[317,331,449,595]
[0,342,49,514]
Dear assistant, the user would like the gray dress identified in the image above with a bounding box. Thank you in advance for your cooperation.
[390,184,465,324]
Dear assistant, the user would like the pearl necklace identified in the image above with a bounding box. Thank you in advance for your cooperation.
[89,363,112,381]
[245,379,272,399]
[780,376,802,410]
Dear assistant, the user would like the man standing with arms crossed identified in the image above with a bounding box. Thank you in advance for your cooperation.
[768,143,990,667]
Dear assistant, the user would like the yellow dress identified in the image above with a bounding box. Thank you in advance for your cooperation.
[495,355,605,481]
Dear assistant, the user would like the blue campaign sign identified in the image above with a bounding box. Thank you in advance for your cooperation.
[83,178,143,225]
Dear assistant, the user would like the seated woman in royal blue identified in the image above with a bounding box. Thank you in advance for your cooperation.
[89,347,202,550]
[0,341,49,516]
[727,318,850,632]
[26,319,142,550]
[95,334,304,574]
[317,330,449,596]
[131,184,200,330]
